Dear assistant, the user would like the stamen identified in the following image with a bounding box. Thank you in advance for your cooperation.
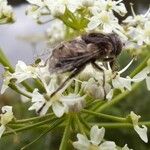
[130,3,136,17]
[118,58,134,74]
[107,62,111,70]
[144,6,150,17]
[116,0,123,5]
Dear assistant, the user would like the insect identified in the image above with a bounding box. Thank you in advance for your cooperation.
[48,32,123,98]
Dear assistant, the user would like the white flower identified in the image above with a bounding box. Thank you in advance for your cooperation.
[26,0,49,20]
[45,0,81,17]
[93,0,127,16]
[0,0,15,24]
[123,7,150,26]
[46,20,66,46]
[0,106,14,138]
[130,111,148,143]
[87,10,123,34]
[29,74,85,117]
[73,125,117,150]
[26,0,44,6]
[133,61,150,91]
[81,0,95,7]
[28,89,51,116]
[12,61,37,83]
[1,71,12,94]
[108,59,143,92]
[82,78,111,100]
[122,144,133,150]
[60,93,86,112]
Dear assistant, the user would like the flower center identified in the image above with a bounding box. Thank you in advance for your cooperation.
[89,144,99,150]
[100,12,110,24]
[144,28,150,36]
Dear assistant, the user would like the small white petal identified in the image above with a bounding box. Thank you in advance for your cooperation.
[1,106,14,125]
[90,126,105,145]
[0,125,6,138]
[52,101,65,117]
[99,141,116,150]
[146,76,150,91]
[87,16,100,30]
[106,89,114,101]
[134,125,148,143]
[73,134,90,150]
[130,111,141,125]
[119,59,134,74]
[122,144,133,150]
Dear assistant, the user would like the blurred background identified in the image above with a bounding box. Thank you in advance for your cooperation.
[0,0,150,149]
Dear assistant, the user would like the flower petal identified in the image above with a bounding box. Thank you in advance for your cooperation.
[73,134,90,150]
[52,101,65,117]
[146,76,150,91]
[99,141,116,150]
[87,16,100,30]
[134,125,148,143]
[0,125,6,138]
[90,126,105,145]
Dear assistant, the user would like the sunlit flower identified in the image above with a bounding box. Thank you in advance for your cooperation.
[1,71,12,94]
[45,0,81,17]
[12,61,37,83]
[133,60,150,91]
[82,78,111,100]
[0,0,15,24]
[60,93,86,113]
[81,0,95,7]
[73,125,117,150]
[29,73,85,117]
[93,0,127,16]
[123,7,150,26]
[26,0,49,20]
[130,111,148,143]
[87,10,123,34]
[46,20,66,46]
[0,106,14,138]
[122,144,133,150]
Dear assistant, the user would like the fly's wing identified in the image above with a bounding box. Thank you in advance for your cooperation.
[48,39,99,74]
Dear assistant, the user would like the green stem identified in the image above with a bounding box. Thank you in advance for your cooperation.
[0,48,14,72]
[3,118,57,137]
[59,115,72,150]
[78,114,90,131]
[14,113,54,124]
[9,84,32,98]
[75,114,86,135]
[96,83,140,113]
[0,48,34,92]
[89,121,150,128]
[33,78,46,93]
[82,109,127,122]
[130,52,150,78]
[21,118,63,150]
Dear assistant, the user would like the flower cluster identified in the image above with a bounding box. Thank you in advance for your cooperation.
[80,59,149,100]
[26,0,150,55]
[0,106,14,138]
[0,0,150,149]
[130,111,148,143]
[123,5,150,55]
[73,125,131,150]
[1,61,86,117]
[0,0,15,24]
[2,57,150,117]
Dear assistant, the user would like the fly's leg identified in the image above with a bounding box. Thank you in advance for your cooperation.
[50,66,84,98]
[92,62,106,100]
[37,67,84,114]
